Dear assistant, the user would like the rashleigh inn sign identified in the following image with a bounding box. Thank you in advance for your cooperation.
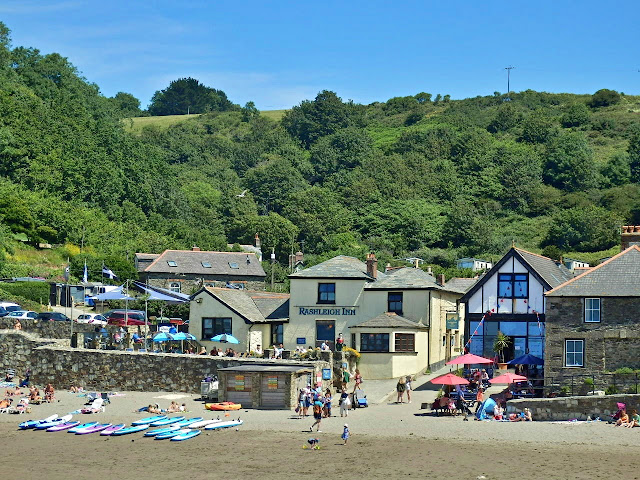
[298,306,357,316]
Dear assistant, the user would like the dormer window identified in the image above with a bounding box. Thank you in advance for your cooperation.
[229,262,239,269]
[167,261,177,267]
[201,262,212,268]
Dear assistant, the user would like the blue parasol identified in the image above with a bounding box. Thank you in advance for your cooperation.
[210,333,239,344]
[507,353,544,365]
[153,332,175,343]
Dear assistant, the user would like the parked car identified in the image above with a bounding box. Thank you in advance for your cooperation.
[35,312,71,322]
[104,309,146,326]
[76,313,107,325]
[0,302,21,313]
[0,306,8,317]
[6,310,38,320]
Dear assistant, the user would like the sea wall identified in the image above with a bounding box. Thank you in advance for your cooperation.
[506,394,640,421]
[0,330,328,394]
[0,318,120,339]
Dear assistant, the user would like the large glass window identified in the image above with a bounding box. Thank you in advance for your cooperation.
[360,333,389,352]
[565,340,584,367]
[317,283,335,304]
[202,317,232,340]
[271,323,283,345]
[316,320,335,348]
[395,333,415,352]
[584,298,601,323]
[528,322,545,336]
[388,292,403,314]
[499,322,527,336]
[498,273,528,298]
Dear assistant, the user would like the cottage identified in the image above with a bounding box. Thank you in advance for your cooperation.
[545,245,640,384]
[457,257,493,272]
[460,248,574,362]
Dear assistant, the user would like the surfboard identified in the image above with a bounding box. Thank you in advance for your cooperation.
[132,415,167,426]
[19,414,58,429]
[144,425,181,437]
[110,424,150,436]
[100,424,125,436]
[204,419,243,430]
[170,429,201,441]
[75,423,112,434]
[173,417,203,427]
[46,421,80,432]
[150,415,185,426]
[154,428,192,440]
[189,419,221,429]
[67,422,99,433]
[34,414,73,430]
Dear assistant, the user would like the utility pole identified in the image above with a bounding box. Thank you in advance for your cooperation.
[505,66,515,93]
[271,248,276,290]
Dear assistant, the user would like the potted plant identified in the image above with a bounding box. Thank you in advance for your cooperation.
[493,331,511,370]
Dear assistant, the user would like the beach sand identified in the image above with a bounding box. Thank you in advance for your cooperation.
[2,390,640,479]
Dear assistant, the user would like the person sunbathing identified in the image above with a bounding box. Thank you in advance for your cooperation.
[166,401,181,413]
[625,409,640,428]
[0,398,11,409]
[147,404,162,414]
[28,387,41,402]
[44,384,55,402]
[615,408,629,426]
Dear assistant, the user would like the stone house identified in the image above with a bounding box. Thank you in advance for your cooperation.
[460,247,574,362]
[135,247,266,294]
[544,245,640,384]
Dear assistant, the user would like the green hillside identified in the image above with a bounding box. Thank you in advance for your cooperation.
[0,20,639,288]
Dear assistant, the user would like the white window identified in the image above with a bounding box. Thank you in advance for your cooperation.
[584,298,600,323]
[167,260,177,267]
[169,282,181,293]
[565,340,584,367]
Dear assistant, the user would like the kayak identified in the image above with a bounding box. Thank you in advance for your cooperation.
[68,422,99,433]
[46,421,80,432]
[144,425,181,437]
[150,416,185,427]
[75,423,112,434]
[20,414,58,429]
[132,415,167,426]
[204,419,243,430]
[100,424,126,436]
[205,402,241,411]
[171,429,201,441]
[110,424,149,436]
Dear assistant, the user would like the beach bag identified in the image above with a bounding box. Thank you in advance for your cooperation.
[295,406,300,413]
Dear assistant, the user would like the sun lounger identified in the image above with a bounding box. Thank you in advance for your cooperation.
[81,398,105,414]
[85,392,98,404]
[100,392,110,404]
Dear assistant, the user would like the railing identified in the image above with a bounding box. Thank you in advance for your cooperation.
[545,373,640,397]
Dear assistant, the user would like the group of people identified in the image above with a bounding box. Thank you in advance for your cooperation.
[144,401,186,414]
[395,375,414,403]
[614,407,640,427]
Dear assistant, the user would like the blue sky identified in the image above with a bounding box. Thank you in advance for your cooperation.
[1,0,639,110]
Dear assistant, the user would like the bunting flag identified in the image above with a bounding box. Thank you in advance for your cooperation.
[102,265,118,279]
[464,311,491,351]
[533,310,544,336]
[83,260,88,283]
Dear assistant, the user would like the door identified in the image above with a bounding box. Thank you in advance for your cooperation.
[260,374,287,409]
[226,373,252,407]
[315,320,335,349]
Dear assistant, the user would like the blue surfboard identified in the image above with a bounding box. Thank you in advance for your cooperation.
[132,415,166,426]
[67,421,99,433]
[110,424,149,435]
[151,415,185,427]
[154,428,191,440]
[144,425,181,437]
[170,429,201,441]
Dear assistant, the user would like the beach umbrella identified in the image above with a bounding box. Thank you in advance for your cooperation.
[210,333,239,344]
[507,354,544,365]
[446,353,493,365]
[430,373,469,386]
[172,332,196,352]
[153,332,175,343]
[489,372,528,384]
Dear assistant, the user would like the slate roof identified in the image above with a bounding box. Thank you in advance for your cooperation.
[445,277,478,294]
[142,250,266,278]
[350,312,428,330]
[514,248,574,288]
[289,255,385,280]
[365,267,441,290]
[546,246,640,297]
[199,287,289,323]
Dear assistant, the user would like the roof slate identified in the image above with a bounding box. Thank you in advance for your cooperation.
[546,246,640,297]
[289,255,384,280]
[445,277,478,294]
[365,267,440,290]
[202,287,289,323]
[514,248,574,288]
[143,250,266,278]
[350,312,428,330]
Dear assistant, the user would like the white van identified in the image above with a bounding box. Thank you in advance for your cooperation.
[0,302,21,312]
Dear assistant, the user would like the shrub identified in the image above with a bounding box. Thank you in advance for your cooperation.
[588,89,621,108]
[0,281,50,303]
[583,377,594,386]
[605,385,619,395]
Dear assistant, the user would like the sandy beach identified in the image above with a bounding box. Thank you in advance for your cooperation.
[2,389,640,479]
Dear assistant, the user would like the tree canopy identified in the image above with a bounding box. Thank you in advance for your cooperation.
[148,77,237,116]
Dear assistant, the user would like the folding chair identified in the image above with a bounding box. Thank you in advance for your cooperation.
[100,392,111,404]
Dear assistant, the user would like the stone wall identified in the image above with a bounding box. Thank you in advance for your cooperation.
[506,394,640,421]
[0,318,121,340]
[0,330,327,395]
[545,296,640,385]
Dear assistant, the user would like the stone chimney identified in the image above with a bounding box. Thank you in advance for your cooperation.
[255,234,261,249]
[621,226,640,251]
[366,253,378,279]
[414,258,420,269]
[385,263,392,273]
[426,266,433,276]
[192,245,200,251]
[436,274,446,286]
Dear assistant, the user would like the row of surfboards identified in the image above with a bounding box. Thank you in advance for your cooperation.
[18,414,243,441]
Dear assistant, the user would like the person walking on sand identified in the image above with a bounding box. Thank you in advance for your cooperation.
[405,375,413,403]
[310,399,323,432]
[341,423,350,445]
[474,387,484,413]
[339,387,350,417]
[396,376,406,403]
[352,369,362,393]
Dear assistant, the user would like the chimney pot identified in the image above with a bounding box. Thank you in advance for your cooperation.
[192,245,200,251]
[255,234,261,248]
[366,253,378,279]
[385,263,392,273]
[436,274,446,286]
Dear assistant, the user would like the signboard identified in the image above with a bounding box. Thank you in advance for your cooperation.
[446,313,459,330]
[267,376,278,390]
[298,307,356,316]
[322,368,332,380]
[159,326,170,333]
[296,337,306,345]
[234,375,245,391]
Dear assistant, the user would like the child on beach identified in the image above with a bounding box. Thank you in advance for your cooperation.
[341,424,350,445]
[310,400,323,432]
[615,408,629,426]
[625,409,640,428]
[307,438,320,450]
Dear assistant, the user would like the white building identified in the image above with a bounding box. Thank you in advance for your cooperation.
[457,257,493,272]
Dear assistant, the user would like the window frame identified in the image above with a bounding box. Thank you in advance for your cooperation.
[497,273,529,299]
[201,261,212,268]
[565,339,584,367]
[387,292,403,314]
[394,333,415,352]
[584,298,601,323]
[169,282,181,293]
[271,322,284,346]
[167,260,177,267]
[360,333,389,352]
[317,283,336,304]
[201,317,232,340]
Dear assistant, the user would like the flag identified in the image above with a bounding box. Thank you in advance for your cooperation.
[102,265,117,279]
[83,260,88,283]
[63,265,70,282]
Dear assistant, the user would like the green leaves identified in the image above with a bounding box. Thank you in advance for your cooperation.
[148,78,237,116]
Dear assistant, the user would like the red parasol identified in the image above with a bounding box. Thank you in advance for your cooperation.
[489,372,528,384]
[430,373,470,386]
[446,353,494,365]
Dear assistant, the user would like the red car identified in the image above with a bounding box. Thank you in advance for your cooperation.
[104,310,147,326]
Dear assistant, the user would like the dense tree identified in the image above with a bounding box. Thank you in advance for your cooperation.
[601,152,631,187]
[110,92,142,117]
[543,206,620,251]
[309,127,373,180]
[543,132,597,191]
[148,77,236,116]
[414,92,432,103]
[519,111,556,144]
[588,89,621,108]
[561,103,590,128]
[629,126,640,183]
[487,103,522,133]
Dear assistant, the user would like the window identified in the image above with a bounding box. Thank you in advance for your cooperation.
[169,282,181,293]
[167,260,177,267]
[498,273,528,298]
[317,283,335,304]
[388,292,403,314]
[360,333,389,352]
[565,339,584,367]
[271,323,284,345]
[315,320,335,348]
[395,333,415,352]
[228,262,239,269]
[585,298,601,323]
[202,317,232,340]
[201,262,212,268]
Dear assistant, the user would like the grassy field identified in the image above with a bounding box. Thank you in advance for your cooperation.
[260,109,287,121]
